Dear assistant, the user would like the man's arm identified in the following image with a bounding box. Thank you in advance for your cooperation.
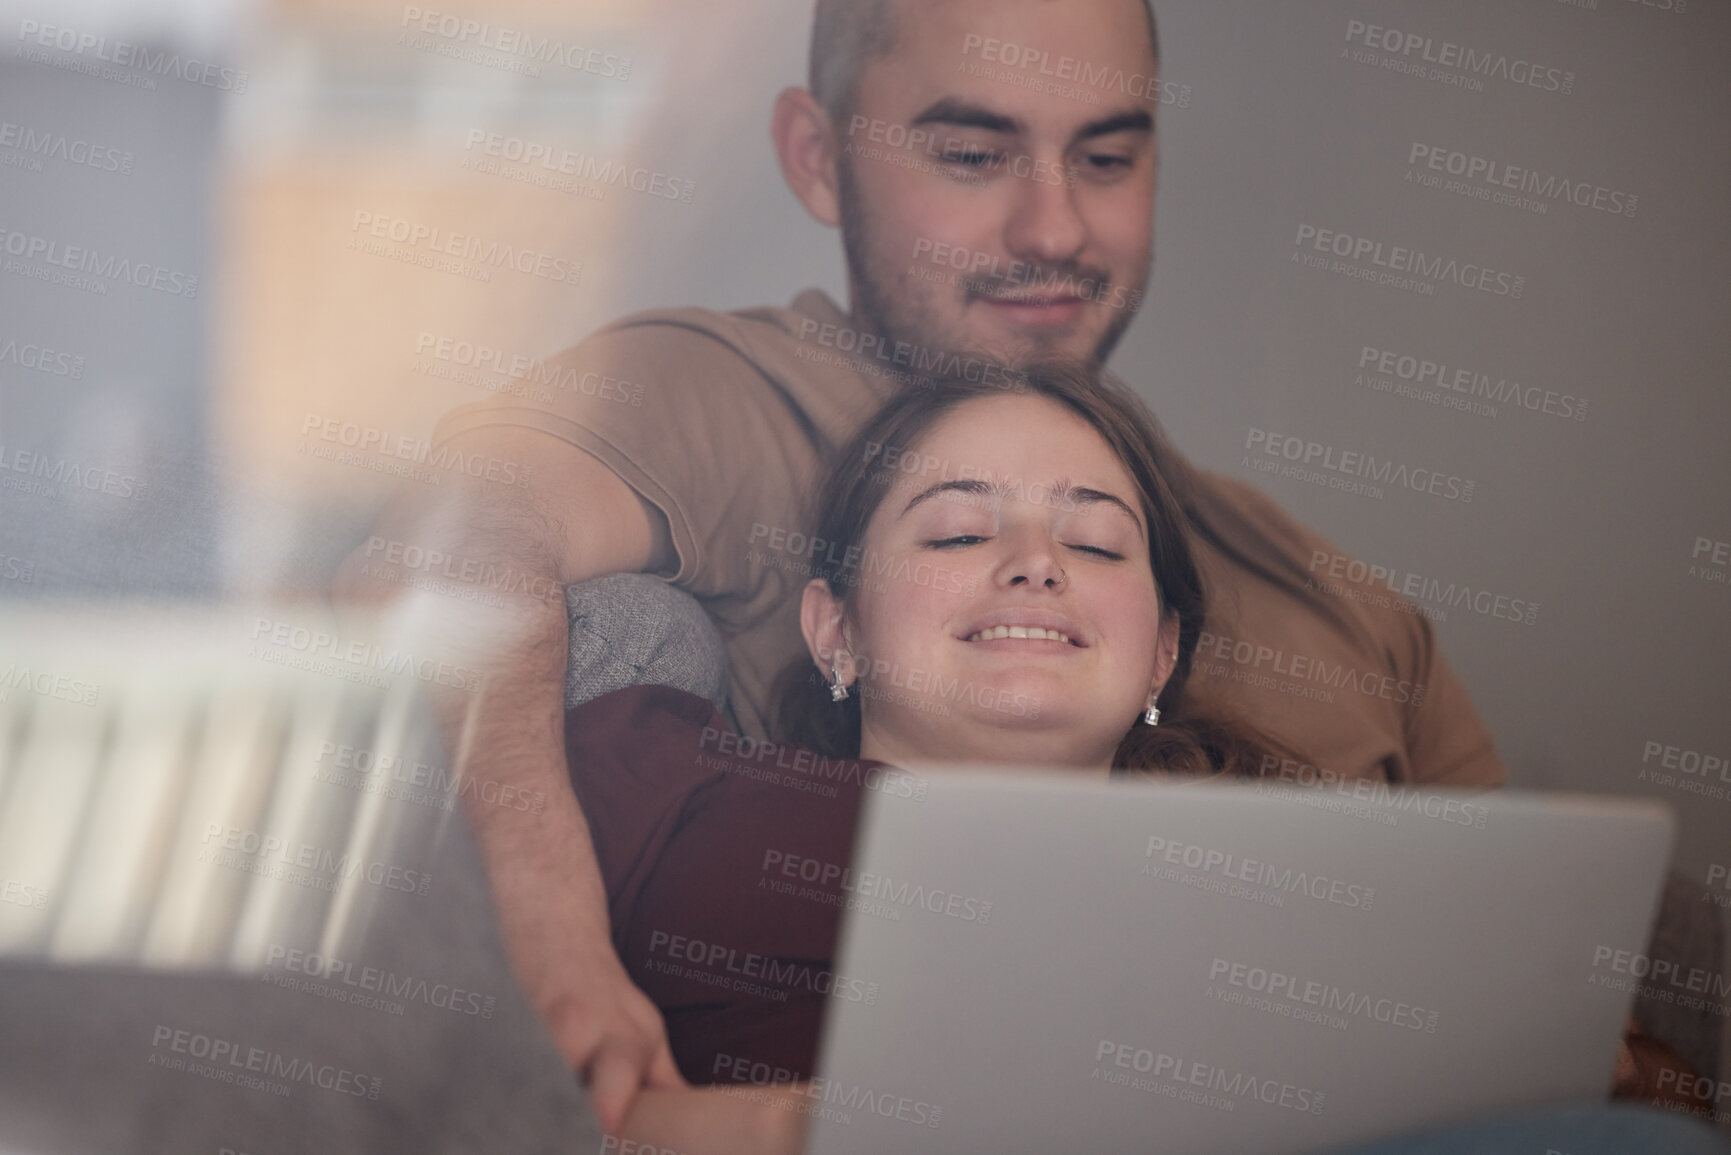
[1186,469,1507,788]
[332,424,683,1132]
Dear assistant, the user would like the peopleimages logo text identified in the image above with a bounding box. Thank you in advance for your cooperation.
[1095,1039,1326,1114]
[1293,225,1523,298]
[248,615,483,695]
[647,930,879,1005]
[1408,144,1636,218]
[400,7,629,79]
[1144,836,1375,909]
[1245,428,1475,503]
[0,120,134,175]
[1344,20,1574,94]
[463,131,694,203]
[349,212,581,285]
[959,33,1191,107]
[1208,957,1440,1033]
[0,226,198,297]
[795,317,1026,392]
[0,443,146,500]
[1308,549,1539,628]
[300,413,533,488]
[1358,345,1586,421]
[200,823,432,896]
[0,663,100,707]
[265,945,496,1018]
[17,19,249,91]
[148,1025,380,1098]
[0,336,85,379]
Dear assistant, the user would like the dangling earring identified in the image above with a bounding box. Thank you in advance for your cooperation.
[830,667,850,702]
[1142,692,1161,726]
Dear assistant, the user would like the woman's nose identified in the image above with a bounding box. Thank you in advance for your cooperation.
[998,536,1067,591]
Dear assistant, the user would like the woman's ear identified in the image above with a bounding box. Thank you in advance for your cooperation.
[771,87,842,228]
[1149,613,1181,700]
[800,578,853,685]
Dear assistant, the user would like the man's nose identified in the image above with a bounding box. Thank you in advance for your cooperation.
[1003,171,1087,269]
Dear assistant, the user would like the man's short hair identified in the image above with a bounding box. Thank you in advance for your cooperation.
[809,0,1161,122]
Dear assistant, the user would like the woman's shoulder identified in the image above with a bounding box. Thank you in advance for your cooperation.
[608,683,721,723]
[565,684,894,797]
[568,683,727,741]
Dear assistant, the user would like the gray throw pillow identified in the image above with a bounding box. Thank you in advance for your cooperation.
[564,572,730,714]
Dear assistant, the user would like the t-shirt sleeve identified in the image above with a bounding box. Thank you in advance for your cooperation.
[1396,621,1507,789]
[1194,472,1507,790]
[430,319,818,617]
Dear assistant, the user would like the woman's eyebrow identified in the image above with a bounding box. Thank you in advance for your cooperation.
[900,479,1144,536]
[901,478,1002,515]
[1051,482,1144,538]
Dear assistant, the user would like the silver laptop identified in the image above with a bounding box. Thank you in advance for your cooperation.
[802,773,1673,1155]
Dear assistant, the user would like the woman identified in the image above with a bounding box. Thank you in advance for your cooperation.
[770,357,1283,781]
[564,366,1717,1153]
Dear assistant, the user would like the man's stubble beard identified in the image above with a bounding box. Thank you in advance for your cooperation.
[836,153,1141,381]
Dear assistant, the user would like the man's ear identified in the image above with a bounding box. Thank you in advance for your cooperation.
[1150,613,1181,701]
[772,86,843,228]
[800,578,853,685]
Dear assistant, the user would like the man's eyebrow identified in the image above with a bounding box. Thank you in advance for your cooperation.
[909,98,1020,135]
[1074,109,1155,143]
[905,100,1153,148]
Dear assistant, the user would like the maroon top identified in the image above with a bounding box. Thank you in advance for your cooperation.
[565,684,892,1084]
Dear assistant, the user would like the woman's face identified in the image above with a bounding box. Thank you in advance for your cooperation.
[804,392,1178,772]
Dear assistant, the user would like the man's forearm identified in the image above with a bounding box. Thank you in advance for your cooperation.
[432,582,622,989]
[332,428,681,1100]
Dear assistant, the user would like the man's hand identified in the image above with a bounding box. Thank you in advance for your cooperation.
[614,1083,810,1155]
[1613,1015,1704,1111]
[544,944,688,1131]
[468,758,691,1132]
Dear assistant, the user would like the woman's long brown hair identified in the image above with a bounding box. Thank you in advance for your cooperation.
[771,363,1304,780]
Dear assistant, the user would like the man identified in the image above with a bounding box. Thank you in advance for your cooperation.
[337,0,1507,1133]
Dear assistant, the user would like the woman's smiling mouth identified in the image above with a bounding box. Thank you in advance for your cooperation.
[963,624,1077,645]
[957,610,1086,647]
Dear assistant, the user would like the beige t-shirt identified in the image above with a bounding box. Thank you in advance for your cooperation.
[433,290,1505,788]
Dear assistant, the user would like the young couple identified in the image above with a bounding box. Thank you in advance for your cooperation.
[342,0,1720,1147]
[564,365,1717,1154]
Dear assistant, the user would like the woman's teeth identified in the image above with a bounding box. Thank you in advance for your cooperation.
[965,625,1073,645]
